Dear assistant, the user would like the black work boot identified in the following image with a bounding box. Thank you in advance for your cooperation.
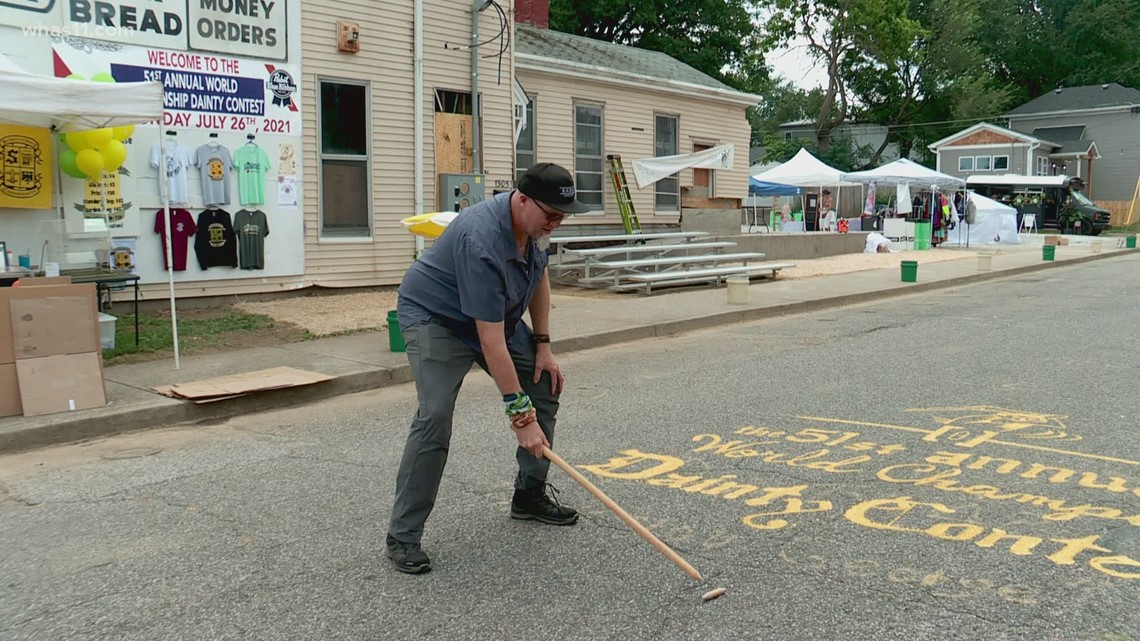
[386,533,432,574]
[510,483,579,525]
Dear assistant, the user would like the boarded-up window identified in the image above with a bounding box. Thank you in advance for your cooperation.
[320,81,370,237]
[574,104,603,210]
[655,115,679,210]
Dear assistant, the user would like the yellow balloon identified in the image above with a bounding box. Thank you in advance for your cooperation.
[112,124,135,141]
[65,131,91,151]
[85,128,113,148]
[75,148,105,178]
[99,139,127,170]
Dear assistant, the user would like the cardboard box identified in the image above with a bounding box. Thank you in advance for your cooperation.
[1044,236,1060,246]
[0,284,97,364]
[0,363,20,418]
[16,353,106,417]
[10,296,100,359]
[1058,237,1070,246]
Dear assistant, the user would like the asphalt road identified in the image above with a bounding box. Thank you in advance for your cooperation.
[3,254,1140,641]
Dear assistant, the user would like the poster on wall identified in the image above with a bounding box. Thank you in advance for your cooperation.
[0,125,53,210]
[52,40,300,134]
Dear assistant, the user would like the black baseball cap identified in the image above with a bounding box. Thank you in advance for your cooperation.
[517,163,592,214]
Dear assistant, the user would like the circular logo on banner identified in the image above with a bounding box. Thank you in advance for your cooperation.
[268,69,297,107]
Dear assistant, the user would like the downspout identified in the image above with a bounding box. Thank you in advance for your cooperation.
[414,0,424,257]
[1027,142,1039,176]
[471,0,491,174]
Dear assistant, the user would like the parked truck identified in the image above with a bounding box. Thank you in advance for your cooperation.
[966,174,1111,235]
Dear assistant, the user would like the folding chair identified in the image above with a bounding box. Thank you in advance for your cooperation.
[1021,212,1037,234]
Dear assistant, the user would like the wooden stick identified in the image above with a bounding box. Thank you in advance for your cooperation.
[543,446,703,582]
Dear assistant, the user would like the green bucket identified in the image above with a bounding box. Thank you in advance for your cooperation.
[387,310,406,352]
[1042,245,1055,261]
[900,260,918,283]
[913,221,932,251]
[1127,235,1137,249]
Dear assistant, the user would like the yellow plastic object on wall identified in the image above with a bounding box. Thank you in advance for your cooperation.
[401,212,458,239]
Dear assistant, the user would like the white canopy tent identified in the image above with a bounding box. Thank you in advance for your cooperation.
[0,54,184,368]
[840,158,964,190]
[945,191,1022,246]
[752,148,858,187]
[751,148,862,230]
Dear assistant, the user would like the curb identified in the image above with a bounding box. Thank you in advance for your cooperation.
[1,248,1132,454]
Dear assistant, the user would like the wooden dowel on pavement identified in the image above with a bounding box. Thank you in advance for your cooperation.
[543,446,703,582]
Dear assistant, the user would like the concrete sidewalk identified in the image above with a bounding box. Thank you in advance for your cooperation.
[1,241,1134,454]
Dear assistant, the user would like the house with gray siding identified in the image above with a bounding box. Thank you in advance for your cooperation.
[931,83,1140,202]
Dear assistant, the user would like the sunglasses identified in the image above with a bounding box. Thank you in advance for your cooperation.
[533,199,566,223]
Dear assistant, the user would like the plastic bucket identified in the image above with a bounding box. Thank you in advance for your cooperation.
[900,260,918,283]
[1042,245,1055,261]
[977,253,992,271]
[726,277,749,305]
[1127,235,1137,249]
[387,310,406,352]
[913,221,932,250]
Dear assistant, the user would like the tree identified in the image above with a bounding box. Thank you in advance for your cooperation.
[548,0,766,93]
[848,0,1010,167]
[759,0,921,151]
[976,0,1140,105]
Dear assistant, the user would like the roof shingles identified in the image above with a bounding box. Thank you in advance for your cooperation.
[1006,83,1140,116]
[515,25,735,92]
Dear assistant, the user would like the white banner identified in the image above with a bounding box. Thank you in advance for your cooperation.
[65,0,188,50]
[52,39,299,133]
[0,0,61,28]
[632,144,735,189]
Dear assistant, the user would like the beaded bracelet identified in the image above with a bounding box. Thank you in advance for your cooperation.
[510,409,537,431]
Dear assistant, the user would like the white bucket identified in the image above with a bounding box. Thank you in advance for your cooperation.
[726,277,749,305]
[977,253,992,271]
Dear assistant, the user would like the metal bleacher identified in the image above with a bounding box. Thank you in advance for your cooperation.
[548,231,794,294]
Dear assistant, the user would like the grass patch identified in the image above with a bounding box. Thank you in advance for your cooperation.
[102,306,308,365]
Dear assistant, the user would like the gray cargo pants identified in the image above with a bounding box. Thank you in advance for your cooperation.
[388,319,559,544]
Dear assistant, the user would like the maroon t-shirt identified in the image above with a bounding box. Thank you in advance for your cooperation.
[154,208,198,271]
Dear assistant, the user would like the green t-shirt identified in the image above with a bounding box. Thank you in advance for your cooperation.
[233,143,272,206]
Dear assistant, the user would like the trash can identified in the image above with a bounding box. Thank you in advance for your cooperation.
[726,277,749,305]
[387,310,406,352]
[913,221,932,250]
[1127,235,1137,249]
[900,260,918,283]
[1042,245,1055,261]
[98,313,116,351]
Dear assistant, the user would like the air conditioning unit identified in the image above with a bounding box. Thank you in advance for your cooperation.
[438,173,485,212]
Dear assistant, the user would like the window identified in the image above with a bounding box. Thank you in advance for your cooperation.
[515,96,535,184]
[1036,157,1049,176]
[993,155,1009,171]
[975,156,992,171]
[958,156,974,172]
[655,115,679,210]
[319,80,370,237]
[574,104,604,210]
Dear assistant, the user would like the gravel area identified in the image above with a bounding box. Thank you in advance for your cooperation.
[235,290,399,336]
[232,247,1002,335]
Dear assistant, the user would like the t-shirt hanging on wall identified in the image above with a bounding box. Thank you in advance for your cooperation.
[234,209,270,270]
[194,143,233,206]
[153,208,198,271]
[149,141,193,205]
[194,208,239,269]
[232,142,272,206]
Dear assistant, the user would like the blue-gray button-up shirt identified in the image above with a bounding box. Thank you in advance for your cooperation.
[397,192,548,352]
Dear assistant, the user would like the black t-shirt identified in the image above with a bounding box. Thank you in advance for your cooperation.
[195,208,239,269]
